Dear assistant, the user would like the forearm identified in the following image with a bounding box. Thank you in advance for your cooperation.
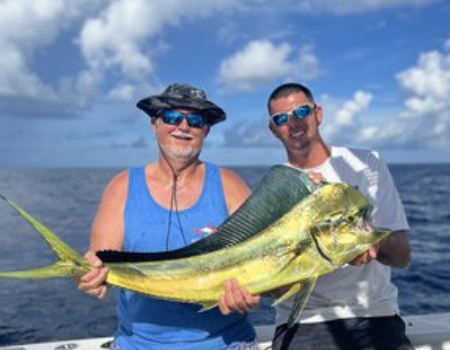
[377,230,411,268]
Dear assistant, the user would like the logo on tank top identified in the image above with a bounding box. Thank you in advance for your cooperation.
[193,225,217,235]
[191,225,217,244]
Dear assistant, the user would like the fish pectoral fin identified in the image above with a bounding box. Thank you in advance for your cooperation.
[198,301,218,312]
[270,283,302,306]
[287,278,317,328]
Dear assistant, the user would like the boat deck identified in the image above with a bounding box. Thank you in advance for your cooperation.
[0,313,449,350]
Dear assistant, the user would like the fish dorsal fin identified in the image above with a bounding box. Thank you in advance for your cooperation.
[97,249,181,263]
[97,165,317,263]
[287,278,316,328]
[193,165,317,251]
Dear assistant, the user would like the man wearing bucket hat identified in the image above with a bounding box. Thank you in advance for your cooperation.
[77,83,261,349]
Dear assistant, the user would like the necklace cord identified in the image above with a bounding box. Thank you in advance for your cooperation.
[157,142,189,251]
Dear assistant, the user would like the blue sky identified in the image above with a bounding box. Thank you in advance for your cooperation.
[1,0,449,167]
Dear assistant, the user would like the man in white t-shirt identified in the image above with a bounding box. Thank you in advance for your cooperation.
[267,82,413,350]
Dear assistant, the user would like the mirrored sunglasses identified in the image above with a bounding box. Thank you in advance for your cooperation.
[160,110,208,128]
[269,104,316,127]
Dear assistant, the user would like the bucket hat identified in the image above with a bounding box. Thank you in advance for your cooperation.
[136,83,226,125]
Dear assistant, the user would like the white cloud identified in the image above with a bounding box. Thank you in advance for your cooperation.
[0,0,65,100]
[289,45,323,81]
[326,33,450,149]
[319,91,375,145]
[334,91,373,125]
[106,84,138,102]
[0,0,246,107]
[380,35,450,148]
[0,43,57,100]
[294,0,440,15]
[0,0,441,108]
[217,40,322,92]
[107,82,158,102]
[397,50,450,118]
[338,36,450,150]
[79,0,158,78]
[0,0,103,102]
[77,0,249,97]
[217,41,293,92]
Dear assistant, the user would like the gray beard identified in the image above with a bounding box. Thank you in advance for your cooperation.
[159,141,202,164]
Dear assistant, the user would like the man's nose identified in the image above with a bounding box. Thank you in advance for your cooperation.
[287,113,300,127]
[178,117,190,129]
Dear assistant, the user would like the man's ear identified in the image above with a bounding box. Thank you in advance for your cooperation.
[315,105,323,126]
[204,125,211,137]
[150,117,157,133]
[269,122,279,139]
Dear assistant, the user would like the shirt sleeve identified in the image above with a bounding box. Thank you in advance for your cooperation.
[364,152,409,231]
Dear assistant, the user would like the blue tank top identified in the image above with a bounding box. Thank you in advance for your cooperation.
[113,162,256,350]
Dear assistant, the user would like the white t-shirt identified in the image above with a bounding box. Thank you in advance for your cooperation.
[275,146,409,325]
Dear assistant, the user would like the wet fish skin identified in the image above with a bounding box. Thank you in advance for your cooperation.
[0,166,390,326]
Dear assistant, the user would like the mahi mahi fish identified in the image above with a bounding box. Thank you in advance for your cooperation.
[0,165,391,326]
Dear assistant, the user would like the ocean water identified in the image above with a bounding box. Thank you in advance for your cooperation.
[0,165,449,346]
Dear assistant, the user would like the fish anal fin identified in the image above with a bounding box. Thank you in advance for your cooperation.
[199,301,218,312]
[287,278,317,328]
[271,283,302,307]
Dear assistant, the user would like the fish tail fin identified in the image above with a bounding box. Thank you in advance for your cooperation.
[0,262,85,279]
[0,195,89,279]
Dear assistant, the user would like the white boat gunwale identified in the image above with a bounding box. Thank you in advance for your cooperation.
[0,313,449,350]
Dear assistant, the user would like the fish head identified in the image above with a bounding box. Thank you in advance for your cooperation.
[309,184,391,267]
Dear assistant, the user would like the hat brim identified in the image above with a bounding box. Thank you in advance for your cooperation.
[137,96,226,125]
